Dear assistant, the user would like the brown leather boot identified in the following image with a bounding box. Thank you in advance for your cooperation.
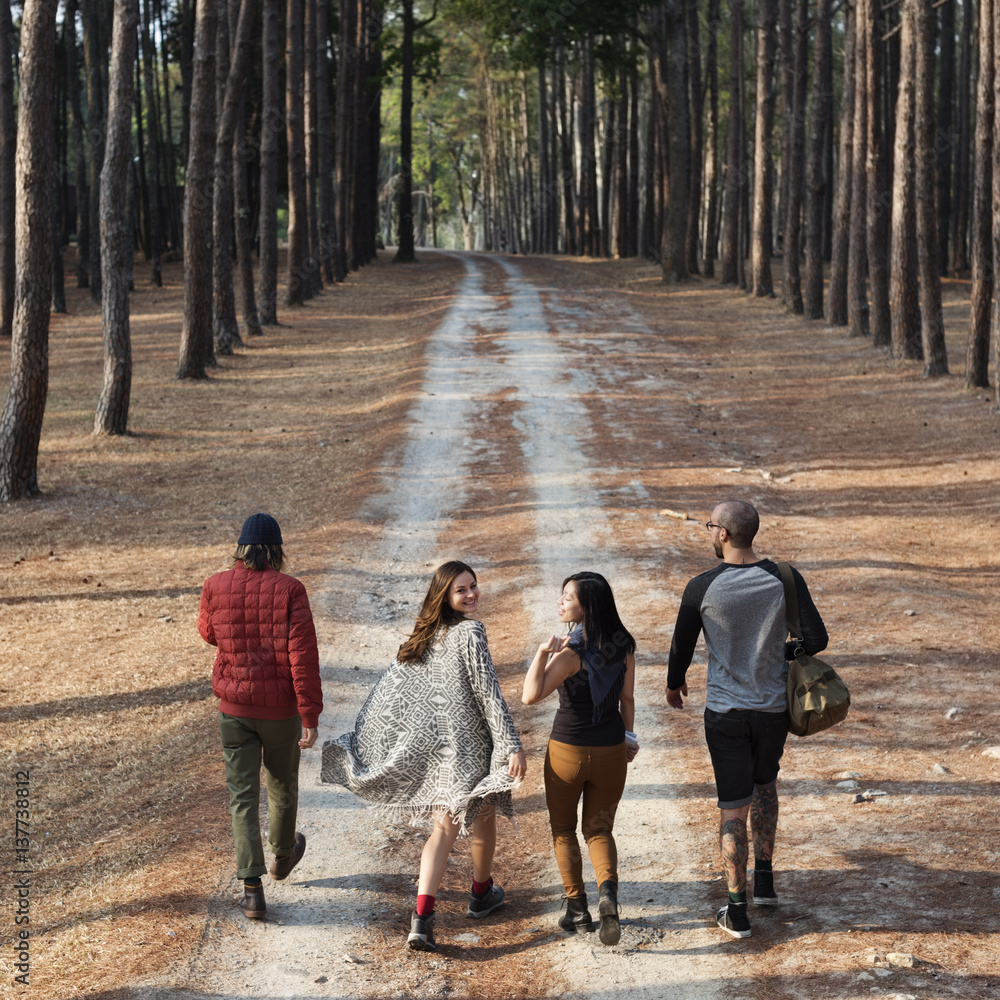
[239,882,266,919]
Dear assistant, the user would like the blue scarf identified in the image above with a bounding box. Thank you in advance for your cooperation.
[566,624,627,723]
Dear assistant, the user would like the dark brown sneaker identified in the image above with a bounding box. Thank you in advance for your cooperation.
[269,832,306,881]
[239,883,266,919]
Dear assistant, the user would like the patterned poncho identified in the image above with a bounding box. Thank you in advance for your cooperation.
[320,619,522,830]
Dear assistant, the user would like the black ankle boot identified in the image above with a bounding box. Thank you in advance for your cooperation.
[559,894,594,933]
[597,880,620,945]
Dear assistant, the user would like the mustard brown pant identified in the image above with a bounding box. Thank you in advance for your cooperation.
[543,738,627,898]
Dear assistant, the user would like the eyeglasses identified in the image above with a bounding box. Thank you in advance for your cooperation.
[705,521,726,531]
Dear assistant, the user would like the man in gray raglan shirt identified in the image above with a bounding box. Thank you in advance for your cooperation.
[666,500,828,940]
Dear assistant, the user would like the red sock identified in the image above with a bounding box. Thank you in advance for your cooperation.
[472,877,491,897]
[416,894,435,916]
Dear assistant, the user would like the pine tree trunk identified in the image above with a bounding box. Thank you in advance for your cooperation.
[66,0,90,288]
[804,0,831,318]
[783,0,808,313]
[316,0,335,280]
[0,0,57,499]
[865,0,890,346]
[847,0,869,337]
[992,0,1000,403]
[936,0,954,274]
[95,0,138,436]
[702,0,720,276]
[951,0,972,274]
[827,2,855,325]
[627,42,640,257]
[141,0,162,286]
[685,0,703,273]
[394,0,416,262]
[655,0,690,282]
[258,0,280,322]
[212,6,240,354]
[890,0,923,360]
[580,45,598,256]
[304,0,321,290]
[967,0,993,386]
[234,91,263,339]
[0,0,16,335]
[286,0,309,295]
[557,49,577,255]
[82,0,106,303]
[751,0,777,296]
[720,0,743,284]
[914,0,948,374]
[177,0,217,379]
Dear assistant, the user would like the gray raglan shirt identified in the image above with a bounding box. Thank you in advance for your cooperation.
[667,560,828,713]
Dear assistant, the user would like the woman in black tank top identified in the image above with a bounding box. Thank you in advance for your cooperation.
[522,572,637,945]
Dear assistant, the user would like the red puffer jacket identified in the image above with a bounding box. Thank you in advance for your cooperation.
[199,563,323,728]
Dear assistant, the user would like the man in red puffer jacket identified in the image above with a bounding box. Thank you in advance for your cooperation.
[199,513,323,920]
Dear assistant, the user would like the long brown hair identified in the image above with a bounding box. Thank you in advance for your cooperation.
[397,561,476,664]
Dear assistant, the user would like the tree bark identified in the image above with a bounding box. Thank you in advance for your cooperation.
[804,0,831,318]
[394,0,416,262]
[0,0,57,500]
[316,0,335,280]
[286,0,309,295]
[783,0,808,313]
[304,0,321,290]
[0,0,16,335]
[993,0,1000,403]
[847,0,869,337]
[234,90,263,339]
[685,0,703,273]
[914,0,948,374]
[65,0,90,289]
[890,0,923,360]
[702,0,721,276]
[257,0,280,323]
[95,0,138,436]
[177,0,217,379]
[750,0,778,296]
[936,0,955,274]
[720,0,744,284]
[827,2,855,325]
[951,0,972,274]
[865,0,890,346]
[967,0,993,386]
[141,0,162,286]
[212,5,239,354]
[82,0,106,303]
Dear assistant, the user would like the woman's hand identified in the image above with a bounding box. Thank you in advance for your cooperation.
[539,635,571,655]
[508,750,527,780]
[299,727,318,749]
[626,744,639,763]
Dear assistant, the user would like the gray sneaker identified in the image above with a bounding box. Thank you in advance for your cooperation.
[407,910,436,951]
[466,880,505,918]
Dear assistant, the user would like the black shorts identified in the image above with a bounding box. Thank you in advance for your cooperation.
[704,708,789,809]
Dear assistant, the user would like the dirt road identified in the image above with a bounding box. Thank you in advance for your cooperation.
[123,250,999,1000]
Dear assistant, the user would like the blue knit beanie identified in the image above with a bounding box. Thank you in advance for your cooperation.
[238,513,283,546]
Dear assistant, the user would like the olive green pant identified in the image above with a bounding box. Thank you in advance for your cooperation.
[219,713,301,879]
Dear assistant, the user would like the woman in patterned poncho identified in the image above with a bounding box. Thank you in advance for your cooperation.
[321,561,526,951]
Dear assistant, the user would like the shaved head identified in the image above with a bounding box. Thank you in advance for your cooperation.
[712,500,759,548]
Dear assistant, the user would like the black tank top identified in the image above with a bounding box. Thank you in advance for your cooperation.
[549,662,625,747]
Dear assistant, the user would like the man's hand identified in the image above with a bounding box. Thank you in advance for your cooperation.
[299,727,318,749]
[666,683,688,710]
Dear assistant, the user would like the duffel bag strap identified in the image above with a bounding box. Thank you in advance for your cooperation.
[777,561,803,648]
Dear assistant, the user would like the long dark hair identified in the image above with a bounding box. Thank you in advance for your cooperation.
[563,571,636,662]
[397,561,477,664]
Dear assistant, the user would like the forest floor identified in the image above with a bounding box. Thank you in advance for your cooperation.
[1,248,998,1000]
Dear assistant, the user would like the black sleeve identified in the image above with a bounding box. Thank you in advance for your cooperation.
[667,576,708,690]
[785,566,829,658]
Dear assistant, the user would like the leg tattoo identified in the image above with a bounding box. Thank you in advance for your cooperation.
[750,784,779,864]
[720,818,749,895]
